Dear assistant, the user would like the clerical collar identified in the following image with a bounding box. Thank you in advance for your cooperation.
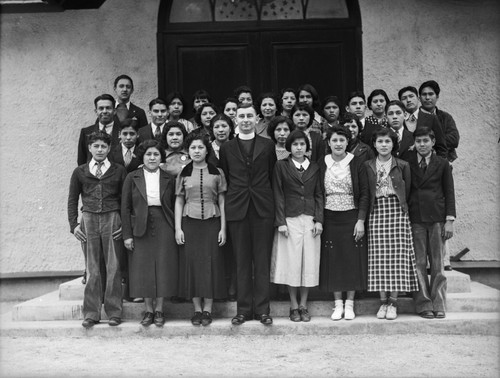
[238,132,255,140]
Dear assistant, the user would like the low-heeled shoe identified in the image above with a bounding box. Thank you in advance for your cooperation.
[108,317,122,326]
[419,310,435,319]
[255,314,273,325]
[154,311,165,327]
[434,311,446,319]
[191,311,203,326]
[231,314,248,325]
[201,311,212,326]
[289,308,301,322]
[140,311,154,326]
[82,318,99,329]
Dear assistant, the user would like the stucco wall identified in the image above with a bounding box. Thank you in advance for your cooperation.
[360,0,500,261]
[0,0,498,274]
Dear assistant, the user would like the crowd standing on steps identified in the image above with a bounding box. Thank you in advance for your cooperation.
[69,75,458,329]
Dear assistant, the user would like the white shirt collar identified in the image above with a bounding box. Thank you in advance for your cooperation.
[99,122,114,131]
[325,152,354,169]
[116,101,130,109]
[292,157,310,170]
[238,132,256,140]
[121,144,135,154]
[90,158,110,169]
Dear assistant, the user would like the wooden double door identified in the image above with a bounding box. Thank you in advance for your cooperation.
[158,2,362,108]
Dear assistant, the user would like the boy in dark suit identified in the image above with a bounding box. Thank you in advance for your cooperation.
[219,104,277,325]
[113,74,148,128]
[109,118,141,173]
[408,127,455,319]
[68,131,127,328]
[138,98,169,142]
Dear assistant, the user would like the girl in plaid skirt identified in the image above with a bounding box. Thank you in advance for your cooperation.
[365,128,418,320]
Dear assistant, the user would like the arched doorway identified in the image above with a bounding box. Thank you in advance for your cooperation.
[158,0,362,108]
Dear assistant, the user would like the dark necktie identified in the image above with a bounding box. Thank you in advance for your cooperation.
[116,103,128,123]
[95,162,103,179]
[420,158,427,173]
[154,125,161,140]
[298,165,304,172]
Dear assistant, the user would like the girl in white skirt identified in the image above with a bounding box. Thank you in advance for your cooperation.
[365,128,418,320]
[270,130,324,322]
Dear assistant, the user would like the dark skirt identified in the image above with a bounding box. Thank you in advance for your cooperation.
[129,207,178,298]
[179,216,226,299]
[319,209,367,292]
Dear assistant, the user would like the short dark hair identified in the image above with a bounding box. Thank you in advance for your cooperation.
[113,74,134,90]
[419,80,441,96]
[184,132,212,162]
[322,95,341,110]
[385,100,406,114]
[209,113,235,141]
[291,103,314,128]
[398,86,418,100]
[222,97,238,110]
[136,140,166,163]
[296,83,320,110]
[372,127,399,154]
[367,89,390,110]
[346,91,366,104]
[256,92,278,118]
[94,94,115,108]
[325,126,352,147]
[267,115,295,143]
[339,112,362,130]
[88,131,111,146]
[148,97,167,110]
[160,121,188,150]
[413,126,435,140]
[192,89,212,103]
[119,118,139,131]
[165,91,187,118]
[234,85,252,99]
[194,103,218,127]
[285,129,310,153]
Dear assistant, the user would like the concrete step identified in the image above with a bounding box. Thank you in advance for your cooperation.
[2,312,498,337]
[58,270,472,302]
[12,281,498,322]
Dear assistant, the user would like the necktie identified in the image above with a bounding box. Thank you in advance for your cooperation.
[95,162,103,179]
[420,158,427,173]
[124,149,132,167]
[116,103,128,123]
[298,165,304,172]
[154,125,161,140]
[409,114,416,123]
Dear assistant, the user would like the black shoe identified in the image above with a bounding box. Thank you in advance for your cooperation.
[140,312,154,326]
[434,311,446,319]
[82,318,99,329]
[108,317,121,326]
[298,306,311,322]
[289,308,301,322]
[231,314,248,325]
[255,314,273,325]
[418,310,434,319]
[201,311,212,326]
[444,265,453,271]
[154,311,165,327]
[191,311,203,326]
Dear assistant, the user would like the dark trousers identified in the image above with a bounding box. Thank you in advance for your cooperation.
[412,222,447,313]
[81,211,123,320]
[228,202,274,317]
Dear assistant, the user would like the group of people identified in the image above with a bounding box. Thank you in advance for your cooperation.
[68,75,458,329]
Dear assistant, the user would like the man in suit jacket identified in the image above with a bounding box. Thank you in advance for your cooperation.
[77,94,121,166]
[113,74,148,128]
[408,127,456,320]
[138,98,169,143]
[108,119,141,173]
[386,100,415,161]
[398,86,448,159]
[219,104,277,326]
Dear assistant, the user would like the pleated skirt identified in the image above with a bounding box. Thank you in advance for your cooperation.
[319,209,367,292]
[178,216,227,299]
[129,207,178,298]
[367,196,419,292]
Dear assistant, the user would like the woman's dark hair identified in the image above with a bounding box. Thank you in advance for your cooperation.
[296,84,320,110]
[322,95,341,110]
[372,127,399,154]
[191,89,212,111]
[367,89,390,111]
[419,80,441,96]
[256,92,278,118]
[136,140,166,163]
[325,126,352,154]
[194,102,218,127]
[285,129,310,153]
[160,121,188,151]
[291,103,315,128]
[222,97,238,111]
[346,91,366,105]
[184,132,212,162]
[165,91,187,118]
[385,100,406,114]
[209,113,235,141]
[267,115,295,143]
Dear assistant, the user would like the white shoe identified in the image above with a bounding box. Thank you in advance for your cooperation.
[385,303,397,320]
[344,299,355,320]
[331,300,344,321]
[376,304,388,319]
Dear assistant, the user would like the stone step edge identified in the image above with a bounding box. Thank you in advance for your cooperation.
[1,312,498,337]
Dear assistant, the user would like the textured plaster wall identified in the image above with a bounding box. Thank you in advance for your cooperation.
[359,0,500,261]
[0,0,498,274]
[0,0,161,274]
